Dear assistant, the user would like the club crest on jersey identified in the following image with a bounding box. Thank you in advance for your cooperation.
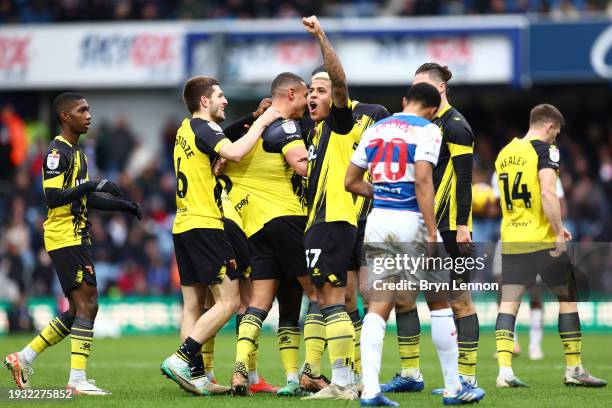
[47,152,60,170]
[208,121,223,132]
[282,120,297,134]
[549,146,560,162]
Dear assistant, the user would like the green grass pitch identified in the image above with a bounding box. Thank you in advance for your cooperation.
[1,331,610,407]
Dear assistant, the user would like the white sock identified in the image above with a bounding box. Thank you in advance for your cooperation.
[206,369,215,381]
[249,370,259,384]
[361,313,386,399]
[68,369,86,385]
[332,364,351,387]
[499,366,514,378]
[430,308,461,394]
[529,309,543,351]
[19,346,38,365]
[400,368,422,380]
[287,372,299,383]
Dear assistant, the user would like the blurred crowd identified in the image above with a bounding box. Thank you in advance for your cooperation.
[0,97,611,305]
[0,0,610,23]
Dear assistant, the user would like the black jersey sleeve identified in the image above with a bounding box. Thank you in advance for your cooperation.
[532,141,561,171]
[191,118,230,157]
[223,113,255,142]
[262,119,304,154]
[325,102,354,135]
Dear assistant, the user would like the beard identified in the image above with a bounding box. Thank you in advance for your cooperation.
[210,103,225,123]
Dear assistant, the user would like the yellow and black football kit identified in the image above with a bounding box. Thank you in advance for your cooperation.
[433,105,474,232]
[432,105,475,286]
[303,101,389,287]
[42,135,96,293]
[495,137,572,288]
[172,118,237,286]
[223,118,307,283]
[221,190,252,278]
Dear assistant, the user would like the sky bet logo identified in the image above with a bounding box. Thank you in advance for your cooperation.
[80,33,175,67]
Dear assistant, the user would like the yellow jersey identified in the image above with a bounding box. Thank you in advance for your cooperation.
[223,118,306,238]
[303,101,389,230]
[172,118,231,234]
[495,137,560,253]
[42,135,90,251]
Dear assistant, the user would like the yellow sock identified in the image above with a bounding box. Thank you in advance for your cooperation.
[495,329,514,367]
[278,325,300,378]
[495,313,516,368]
[303,301,326,377]
[348,310,362,375]
[235,308,267,376]
[322,305,354,369]
[399,334,420,371]
[456,314,479,377]
[248,340,259,372]
[202,335,215,374]
[29,314,72,354]
[559,312,582,367]
[396,309,420,374]
[70,317,94,370]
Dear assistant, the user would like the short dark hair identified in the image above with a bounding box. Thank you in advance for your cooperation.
[405,83,441,109]
[529,104,565,128]
[415,62,453,83]
[52,92,85,124]
[271,72,306,96]
[183,76,219,114]
[311,65,326,77]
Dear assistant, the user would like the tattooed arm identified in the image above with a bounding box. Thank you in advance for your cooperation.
[303,15,349,108]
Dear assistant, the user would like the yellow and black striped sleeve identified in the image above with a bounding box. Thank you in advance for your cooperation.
[445,116,474,227]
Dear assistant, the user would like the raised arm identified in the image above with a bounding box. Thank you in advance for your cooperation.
[303,15,348,109]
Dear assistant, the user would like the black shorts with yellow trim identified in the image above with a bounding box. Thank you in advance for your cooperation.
[173,228,238,286]
[348,220,367,271]
[440,230,473,285]
[224,218,252,279]
[502,248,574,288]
[247,215,307,287]
[304,221,357,288]
[48,243,97,295]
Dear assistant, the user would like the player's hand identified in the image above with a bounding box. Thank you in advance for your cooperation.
[302,16,323,36]
[127,201,142,220]
[253,98,272,119]
[255,107,282,127]
[550,235,567,258]
[213,157,227,176]
[425,233,439,269]
[456,225,474,256]
[563,227,572,241]
[94,180,123,196]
